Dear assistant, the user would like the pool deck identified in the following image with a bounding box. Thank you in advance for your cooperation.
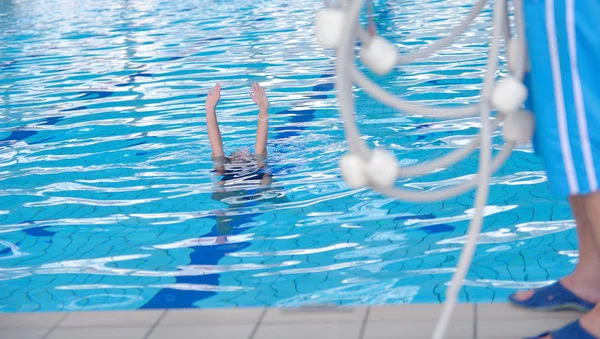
[0,303,578,339]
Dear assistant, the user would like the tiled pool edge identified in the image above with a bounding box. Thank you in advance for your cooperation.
[0,303,580,339]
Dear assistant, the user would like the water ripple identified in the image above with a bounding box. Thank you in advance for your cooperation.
[437,220,576,245]
[0,0,576,311]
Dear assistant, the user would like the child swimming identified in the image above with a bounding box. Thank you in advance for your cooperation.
[205,82,281,245]
[205,82,272,187]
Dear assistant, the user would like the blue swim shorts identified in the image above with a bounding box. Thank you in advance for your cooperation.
[523,0,600,197]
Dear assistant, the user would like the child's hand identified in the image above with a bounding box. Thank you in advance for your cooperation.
[206,83,221,110]
[250,82,268,110]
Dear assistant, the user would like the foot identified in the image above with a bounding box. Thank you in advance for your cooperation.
[579,306,600,338]
[529,318,599,339]
[561,274,600,304]
[512,274,600,308]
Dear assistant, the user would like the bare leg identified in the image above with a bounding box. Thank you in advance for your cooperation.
[580,305,600,338]
[577,192,600,337]
[250,82,269,156]
[206,83,224,158]
[562,196,600,301]
[537,192,600,339]
[512,195,600,304]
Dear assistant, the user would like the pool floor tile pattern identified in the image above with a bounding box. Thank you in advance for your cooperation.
[0,303,581,339]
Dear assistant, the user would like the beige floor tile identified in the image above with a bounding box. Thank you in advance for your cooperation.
[369,303,474,321]
[160,307,263,325]
[254,323,362,339]
[0,312,65,328]
[263,306,366,324]
[478,318,579,338]
[147,325,254,339]
[477,303,581,320]
[59,310,164,327]
[364,321,473,339]
[46,327,149,339]
[0,328,49,339]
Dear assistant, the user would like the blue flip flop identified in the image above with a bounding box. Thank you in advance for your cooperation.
[525,320,598,339]
[509,281,595,312]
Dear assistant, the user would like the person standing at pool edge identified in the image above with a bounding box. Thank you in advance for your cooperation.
[508,0,600,338]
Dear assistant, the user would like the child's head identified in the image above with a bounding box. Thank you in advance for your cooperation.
[229,148,252,163]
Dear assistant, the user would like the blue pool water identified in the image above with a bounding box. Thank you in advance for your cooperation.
[0,0,578,312]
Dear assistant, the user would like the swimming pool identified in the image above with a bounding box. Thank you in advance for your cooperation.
[0,0,577,312]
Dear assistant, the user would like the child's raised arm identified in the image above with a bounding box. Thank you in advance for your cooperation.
[251,82,269,156]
